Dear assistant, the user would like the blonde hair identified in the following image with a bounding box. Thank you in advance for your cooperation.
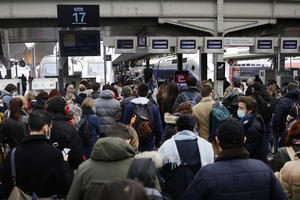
[66,84,75,93]
[128,126,139,150]
[14,95,28,110]
[78,84,86,92]
[65,92,75,105]
[25,92,35,102]
[81,97,95,109]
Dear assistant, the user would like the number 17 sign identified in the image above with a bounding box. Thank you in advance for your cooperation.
[57,5,100,27]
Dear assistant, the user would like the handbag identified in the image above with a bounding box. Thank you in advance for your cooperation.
[8,148,64,200]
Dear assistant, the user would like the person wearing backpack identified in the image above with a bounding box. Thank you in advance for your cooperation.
[172,76,201,112]
[123,83,163,152]
[238,96,267,163]
[80,98,102,159]
[251,81,274,125]
[192,83,215,141]
[222,79,244,117]
[182,118,287,200]
[2,110,73,199]
[158,114,214,200]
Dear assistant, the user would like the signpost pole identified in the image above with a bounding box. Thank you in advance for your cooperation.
[104,45,107,84]
[4,30,11,79]
[177,53,183,72]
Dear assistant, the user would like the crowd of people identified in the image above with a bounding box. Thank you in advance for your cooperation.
[0,74,299,200]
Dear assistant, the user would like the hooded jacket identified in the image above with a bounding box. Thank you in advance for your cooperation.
[66,137,135,200]
[160,113,179,146]
[172,86,201,112]
[0,89,12,107]
[182,147,287,200]
[95,90,121,134]
[158,130,214,167]
[273,89,300,134]
[123,97,163,151]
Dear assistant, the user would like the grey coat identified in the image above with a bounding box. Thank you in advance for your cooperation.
[95,90,121,134]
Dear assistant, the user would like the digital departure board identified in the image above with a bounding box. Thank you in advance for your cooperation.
[152,40,168,49]
[257,40,272,49]
[59,30,100,56]
[117,40,134,49]
[180,40,196,49]
[283,40,297,49]
[207,40,223,49]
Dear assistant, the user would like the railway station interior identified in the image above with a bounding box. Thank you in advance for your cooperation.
[0,1,300,200]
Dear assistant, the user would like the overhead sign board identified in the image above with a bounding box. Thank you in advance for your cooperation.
[59,30,100,56]
[149,37,171,53]
[255,37,278,54]
[281,37,299,53]
[204,37,223,53]
[57,5,100,27]
[216,62,226,80]
[152,40,168,49]
[137,37,147,47]
[115,37,136,54]
[177,37,202,54]
[224,37,254,47]
[175,71,189,87]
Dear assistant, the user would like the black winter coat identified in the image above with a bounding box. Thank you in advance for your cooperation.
[182,148,287,200]
[242,113,267,163]
[3,135,73,198]
[0,118,28,148]
[272,89,300,134]
[50,113,83,170]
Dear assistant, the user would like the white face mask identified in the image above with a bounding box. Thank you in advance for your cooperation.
[12,92,17,96]
[237,109,246,119]
[92,107,96,113]
[76,116,81,125]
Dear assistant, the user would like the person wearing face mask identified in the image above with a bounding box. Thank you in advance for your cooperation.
[2,110,73,199]
[238,96,267,163]
[67,104,82,128]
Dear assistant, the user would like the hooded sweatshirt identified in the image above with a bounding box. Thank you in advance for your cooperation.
[67,137,135,200]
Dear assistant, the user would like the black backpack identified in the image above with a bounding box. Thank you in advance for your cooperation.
[77,115,92,147]
[130,103,154,144]
[256,94,275,125]
[160,140,201,200]
[222,90,241,115]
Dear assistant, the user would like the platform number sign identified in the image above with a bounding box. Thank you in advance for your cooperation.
[57,5,100,27]
[72,7,86,25]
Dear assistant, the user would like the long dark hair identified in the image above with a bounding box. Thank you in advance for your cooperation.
[164,82,179,112]
[285,120,300,146]
[9,98,23,121]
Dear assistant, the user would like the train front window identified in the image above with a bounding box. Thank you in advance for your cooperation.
[44,63,57,75]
